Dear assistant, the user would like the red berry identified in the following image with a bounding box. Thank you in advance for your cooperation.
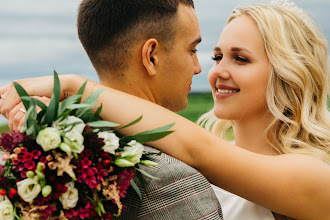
[102,159,111,167]
[100,152,109,158]
[0,189,6,196]
[9,188,17,196]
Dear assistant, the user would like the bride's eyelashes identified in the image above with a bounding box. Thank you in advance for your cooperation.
[211,54,250,64]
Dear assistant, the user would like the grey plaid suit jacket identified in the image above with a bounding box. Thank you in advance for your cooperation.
[115,146,223,220]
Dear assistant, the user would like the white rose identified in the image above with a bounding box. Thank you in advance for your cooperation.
[98,131,120,154]
[64,130,85,154]
[59,181,79,209]
[36,127,61,152]
[17,176,41,202]
[53,116,85,134]
[121,140,144,165]
[0,199,14,220]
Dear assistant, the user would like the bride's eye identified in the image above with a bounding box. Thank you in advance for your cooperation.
[235,56,249,64]
[211,55,222,64]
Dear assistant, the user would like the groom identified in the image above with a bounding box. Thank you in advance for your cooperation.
[0,0,223,219]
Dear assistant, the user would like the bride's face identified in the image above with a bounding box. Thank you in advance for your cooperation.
[208,15,271,121]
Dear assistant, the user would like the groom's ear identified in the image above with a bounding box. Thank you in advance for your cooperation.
[142,39,159,76]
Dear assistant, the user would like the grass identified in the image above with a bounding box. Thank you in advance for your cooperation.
[177,92,214,122]
[0,123,9,134]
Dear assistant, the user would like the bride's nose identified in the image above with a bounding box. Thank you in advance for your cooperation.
[210,60,231,80]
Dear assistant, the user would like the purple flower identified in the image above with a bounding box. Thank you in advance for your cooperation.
[11,131,24,146]
[0,133,14,152]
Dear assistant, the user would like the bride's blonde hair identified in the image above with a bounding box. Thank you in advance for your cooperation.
[198,1,330,164]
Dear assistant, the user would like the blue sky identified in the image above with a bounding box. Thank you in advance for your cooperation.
[0,0,329,123]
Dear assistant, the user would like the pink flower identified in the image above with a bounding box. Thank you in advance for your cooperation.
[21,170,27,178]
[85,176,98,189]
[40,156,47,164]
[31,150,41,159]
[65,209,79,219]
[1,152,9,161]
[81,157,92,169]
[23,152,33,162]
[97,169,108,182]
[13,147,21,154]
[24,160,36,171]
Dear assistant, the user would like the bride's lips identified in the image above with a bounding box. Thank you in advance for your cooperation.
[215,84,240,99]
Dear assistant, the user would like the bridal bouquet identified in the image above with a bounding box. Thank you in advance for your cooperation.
[0,72,173,219]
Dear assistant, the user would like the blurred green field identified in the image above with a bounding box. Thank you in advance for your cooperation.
[177,92,214,122]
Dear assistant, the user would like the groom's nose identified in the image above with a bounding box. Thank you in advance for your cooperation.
[194,55,202,75]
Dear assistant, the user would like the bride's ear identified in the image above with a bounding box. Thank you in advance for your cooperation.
[142,39,159,76]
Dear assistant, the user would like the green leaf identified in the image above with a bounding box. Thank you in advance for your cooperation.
[136,168,160,180]
[125,131,174,143]
[66,103,93,110]
[117,115,143,131]
[88,103,103,122]
[77,80,88,96]
[13,81,30,111]
[45,71,61,124]
[21,97,47,111]
[58,94,82,115]
[129,179,142,200]
[88,121,119,128]
[135,123,175,135]
[75,89,105,117]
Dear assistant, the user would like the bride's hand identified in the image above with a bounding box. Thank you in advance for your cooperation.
[8,96,51,131]
[0,74,86,119]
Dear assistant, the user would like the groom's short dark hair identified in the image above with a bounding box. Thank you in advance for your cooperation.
[77,0,194,75]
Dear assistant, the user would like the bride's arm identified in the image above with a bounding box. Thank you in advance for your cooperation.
[1,75,329,219]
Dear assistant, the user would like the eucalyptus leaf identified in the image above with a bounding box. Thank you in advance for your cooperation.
[45,71,61,124]
[58,94,82,115]
[136,168,160,180]
[13,81,30,111]
[21,97,47,111]
[125,131,174,143]
[76,89,105,117]
[117,115,143,131]
[77,80,88,96]
[135,123,175,135]
[88,121,119,128]
[129,179,142,200]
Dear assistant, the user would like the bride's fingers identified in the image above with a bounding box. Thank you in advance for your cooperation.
[8,103,26,131]
[17,116,25,132]
[9,96,51,131]
[0,83,22,118]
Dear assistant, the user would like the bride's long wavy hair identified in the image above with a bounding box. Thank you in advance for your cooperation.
[198,2,330,164]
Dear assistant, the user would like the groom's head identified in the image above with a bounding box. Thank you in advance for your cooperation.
[77,0,202,112]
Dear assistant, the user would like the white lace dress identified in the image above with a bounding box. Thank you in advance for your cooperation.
[212,185,275,220]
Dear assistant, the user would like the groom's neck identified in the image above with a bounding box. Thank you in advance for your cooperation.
[99,74,158,107]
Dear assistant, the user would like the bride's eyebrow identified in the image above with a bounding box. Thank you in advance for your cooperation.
[213,46,253,55]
